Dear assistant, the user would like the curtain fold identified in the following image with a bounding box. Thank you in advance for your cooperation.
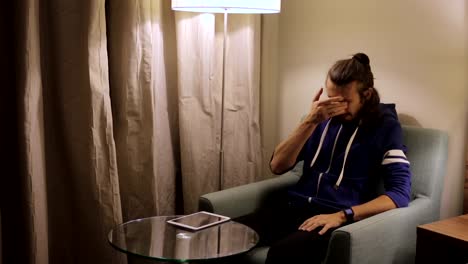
[17,0,49,263]
[221,14,262,188]
[39,0,125,263]
[175,12,220,214]
[107,0,179,223]
[4,0,266,262]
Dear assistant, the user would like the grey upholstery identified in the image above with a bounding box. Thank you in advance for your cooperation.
[199,126,448,264]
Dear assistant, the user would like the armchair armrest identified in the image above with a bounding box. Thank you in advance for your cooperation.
[325,197,434,264]
[199,173,299,219]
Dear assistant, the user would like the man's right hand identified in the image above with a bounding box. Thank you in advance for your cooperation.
[270,88,348,174]
[305,88,348,125]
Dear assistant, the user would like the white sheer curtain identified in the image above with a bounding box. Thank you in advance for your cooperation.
[176,12,262,212]
[4,0,265,263]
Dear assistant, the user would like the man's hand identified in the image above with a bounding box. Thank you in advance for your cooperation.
[269,87,348,175]
[298,211,347,235]
[306,88,348,125]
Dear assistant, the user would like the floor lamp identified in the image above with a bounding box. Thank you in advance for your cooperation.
[171,0,281,190]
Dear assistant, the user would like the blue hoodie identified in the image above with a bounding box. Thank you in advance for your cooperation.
[288,103,412,211]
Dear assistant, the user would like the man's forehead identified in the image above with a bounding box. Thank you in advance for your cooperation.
[326,81,352,91]
[325,81,355,99]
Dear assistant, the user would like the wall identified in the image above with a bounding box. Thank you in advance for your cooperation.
[465,0,468,215]
[465,120,468,213]
[261,15,280,180]
[264,0,468,218]
[465,149,468,213]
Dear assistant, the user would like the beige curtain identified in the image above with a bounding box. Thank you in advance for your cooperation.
[15,0,125,262]
[107,0,179,222]
[3,0,264,263]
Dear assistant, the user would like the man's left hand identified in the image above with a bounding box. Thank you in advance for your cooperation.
[298,212,346,235]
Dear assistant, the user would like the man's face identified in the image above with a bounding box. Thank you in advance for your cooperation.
[325,77,363,121]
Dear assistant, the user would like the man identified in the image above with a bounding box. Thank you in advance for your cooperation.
[265,53,411,263]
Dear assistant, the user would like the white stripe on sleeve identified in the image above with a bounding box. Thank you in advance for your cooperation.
[382,158,410,165]
[383,149,407,159]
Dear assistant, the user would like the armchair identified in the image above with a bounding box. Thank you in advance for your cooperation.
[199,126,448,264]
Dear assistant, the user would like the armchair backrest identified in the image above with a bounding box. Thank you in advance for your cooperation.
[402,125,448,215]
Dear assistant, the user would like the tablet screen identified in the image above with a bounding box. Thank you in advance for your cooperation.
[167,211,230,231]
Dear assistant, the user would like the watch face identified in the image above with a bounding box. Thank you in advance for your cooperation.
[344,208,354,222]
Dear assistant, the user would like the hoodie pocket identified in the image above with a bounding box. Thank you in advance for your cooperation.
[316,172,367,208]
[294,170,321,197]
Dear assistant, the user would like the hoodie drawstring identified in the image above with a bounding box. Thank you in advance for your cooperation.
[310,119,332,168]
[334,125,359,189]
[309,118,360,190]
[326,125,342,173]
[316,124,342,195]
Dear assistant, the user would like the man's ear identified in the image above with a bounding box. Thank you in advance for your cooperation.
[363,88,373,100]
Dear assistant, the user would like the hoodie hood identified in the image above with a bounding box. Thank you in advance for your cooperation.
[379,103,398,121]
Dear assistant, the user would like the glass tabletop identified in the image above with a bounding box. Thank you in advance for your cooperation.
[108,215,259,262]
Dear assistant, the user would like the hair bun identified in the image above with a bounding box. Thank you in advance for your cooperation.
[352,53,370,66]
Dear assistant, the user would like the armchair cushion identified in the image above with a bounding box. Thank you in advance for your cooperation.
[199,172,299,219]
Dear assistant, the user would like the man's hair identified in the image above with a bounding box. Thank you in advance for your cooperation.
[328,52,381,125]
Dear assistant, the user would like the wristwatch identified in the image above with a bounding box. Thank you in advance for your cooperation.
[343,208,354,223]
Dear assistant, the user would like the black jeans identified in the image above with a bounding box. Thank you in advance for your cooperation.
[239,192,338,264]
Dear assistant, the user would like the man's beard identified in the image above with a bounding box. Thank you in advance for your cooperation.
[335,113,354,123]
[335,107,365,123]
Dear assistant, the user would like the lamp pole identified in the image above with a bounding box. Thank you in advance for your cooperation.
[218,10,228,191]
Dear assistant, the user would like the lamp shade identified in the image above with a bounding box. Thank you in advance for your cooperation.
[171,0,281,14]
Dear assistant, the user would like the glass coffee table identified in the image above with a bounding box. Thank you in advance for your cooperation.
[108,215,259,263]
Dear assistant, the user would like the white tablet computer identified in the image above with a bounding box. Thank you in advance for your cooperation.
[166,211,230,231]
